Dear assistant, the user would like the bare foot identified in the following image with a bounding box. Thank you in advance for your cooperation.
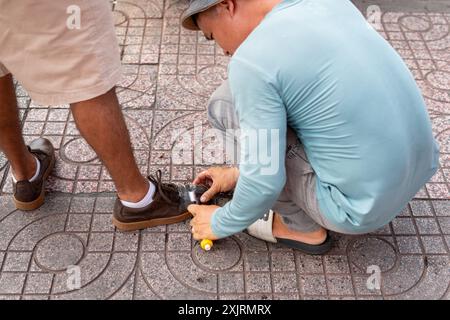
[272,212,327,245]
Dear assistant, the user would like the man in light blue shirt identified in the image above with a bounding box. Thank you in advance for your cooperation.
[182,0,440,253]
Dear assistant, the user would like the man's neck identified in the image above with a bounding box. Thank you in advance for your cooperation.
[234,0,284,54]
[247,0,284,28]
[260,0,284,17]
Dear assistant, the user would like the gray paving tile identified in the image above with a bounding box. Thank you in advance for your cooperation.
[35,234,85,271]
[0,2,449,300]
[296,254,324,274]
[392,218,416,234]
[272,273,298,294]
[246,293,272,300]
[193,238,243,272]
[437,217,450,234]
[416,218,442,234]
[301,275,327,296]
[244,252,270,272]
[246,273,272,294]
[166,252,217,293]
[324,255,350,274]
[270,252,295,272]
[114,232,139,252]
[141,233,166,251]
[433,201,450,216]
[218,273,244,294]
[410,200,434,216]
[3,252,32,272]
[109,273,136,300]
[326,275,355,296]
[87,233,114,252]
[396,236,423,254]
[273,293,300,300]
[69,197,96,213]
[94,197,116,213]
[385,256,450,299]
[383,256,425,296]
[329,296,357,300]
[348,237,397,272]
[167,233,191,251]
[421,236,448,254]
[91,214,115,232]
[24,273,54,294]
[52,253,137,299]
[398,205,412,217]
[66,214,92,232]
[0,273,27,294]
[0,295,21,300]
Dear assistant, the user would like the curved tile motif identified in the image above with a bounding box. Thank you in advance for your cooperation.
[0,194,449,299]
[0,1,449,300]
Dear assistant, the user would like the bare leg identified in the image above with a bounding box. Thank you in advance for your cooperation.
[70,88,148,202]
[0,74,36,181]
[272,212,327,245]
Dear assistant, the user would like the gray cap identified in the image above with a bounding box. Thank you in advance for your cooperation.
[181,0,223,30]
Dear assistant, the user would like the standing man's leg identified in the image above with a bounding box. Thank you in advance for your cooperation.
[207,80,327,245]
[0,0,193,230]
[0,74,36,181]
[0,72,56,210]
[0,73,148,207]
[0,0,151,210]
[70,88,148,203]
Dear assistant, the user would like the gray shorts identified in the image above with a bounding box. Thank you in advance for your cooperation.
[207,81,337,234]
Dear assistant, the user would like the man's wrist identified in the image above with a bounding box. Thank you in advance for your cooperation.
[211,206,225,239]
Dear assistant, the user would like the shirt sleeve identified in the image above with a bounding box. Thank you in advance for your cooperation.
[211,58,288,238]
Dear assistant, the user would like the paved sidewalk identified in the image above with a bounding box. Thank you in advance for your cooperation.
[0,0,449,299]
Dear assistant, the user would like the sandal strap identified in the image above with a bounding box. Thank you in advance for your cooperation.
[247,210,277,243]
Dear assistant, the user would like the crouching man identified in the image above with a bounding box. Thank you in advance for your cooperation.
[184,0,439,254]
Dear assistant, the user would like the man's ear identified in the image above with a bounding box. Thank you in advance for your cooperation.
[217,0,237,17]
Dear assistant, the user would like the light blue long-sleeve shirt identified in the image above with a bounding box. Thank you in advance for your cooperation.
[211,0,440,238]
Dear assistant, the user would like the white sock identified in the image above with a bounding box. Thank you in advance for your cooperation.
[12,156,40,183]
[120,181,156,209]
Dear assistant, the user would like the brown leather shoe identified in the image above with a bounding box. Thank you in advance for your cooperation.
[112,170,194,231]
[13,138,55,211]
[112,170,234,232]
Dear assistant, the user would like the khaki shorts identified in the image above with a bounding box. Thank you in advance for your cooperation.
[0,0,121,105]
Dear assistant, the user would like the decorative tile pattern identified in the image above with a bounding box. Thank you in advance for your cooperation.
[0,0,449,300]
[0,194,447,300]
